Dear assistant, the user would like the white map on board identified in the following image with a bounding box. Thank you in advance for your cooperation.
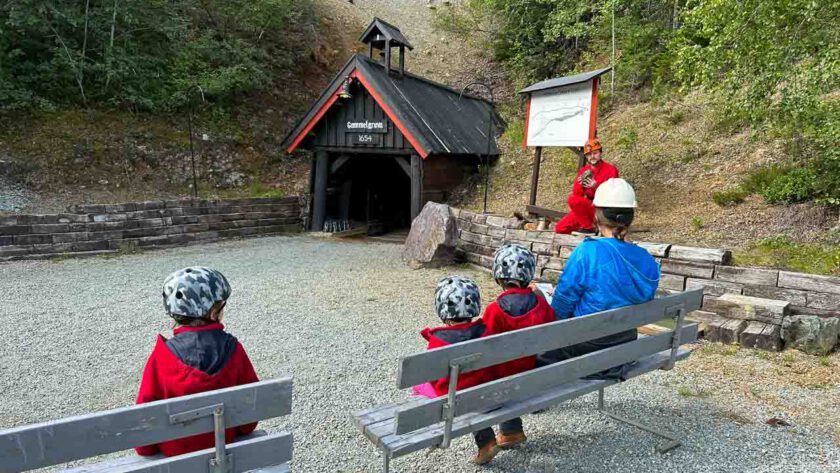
[526,81,592,147]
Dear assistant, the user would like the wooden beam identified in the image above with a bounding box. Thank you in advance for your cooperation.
[526,204,567,220]
[568,146,586,169]
[410,154,423,220]
[396,290,702,388]
[312,151,329,232]
[394,156,411,177]
[529,146,542,206]
[331,154,350,174]
[395,324,698,434]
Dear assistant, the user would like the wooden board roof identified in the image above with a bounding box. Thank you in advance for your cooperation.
[519,67,612,94]
[283,54,500,158]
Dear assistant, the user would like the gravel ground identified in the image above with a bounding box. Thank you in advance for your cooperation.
[1,235,838,472]
[0,175,31,212]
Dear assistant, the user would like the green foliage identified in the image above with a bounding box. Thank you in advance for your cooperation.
[761,167,817,204]
[616,125,638,152]
[713,165,819,206]
[0,0,316,111]
[733,236,840,276]
[712,187,749,206]
[690,216,703,231]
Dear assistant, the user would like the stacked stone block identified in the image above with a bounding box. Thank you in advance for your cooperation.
[0,196,302,261]
[450,206,840,353]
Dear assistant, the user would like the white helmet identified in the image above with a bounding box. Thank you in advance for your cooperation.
[593,178,637,208]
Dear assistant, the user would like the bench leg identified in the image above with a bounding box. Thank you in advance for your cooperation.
[596,388,681,453]
[381,449,390,473]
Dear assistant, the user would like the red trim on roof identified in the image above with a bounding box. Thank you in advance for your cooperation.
[522,96,532,148]
[353,70,430,158]
[285,66,430,158]
[588,77,599,140]
[286,91,341,154]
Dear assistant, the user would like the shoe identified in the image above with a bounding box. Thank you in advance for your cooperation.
[496,432,527,449]
[471,439,499,465]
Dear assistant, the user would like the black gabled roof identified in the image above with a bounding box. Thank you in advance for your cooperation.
[283,54,500,158]
[360,17,414,50]
[519,67,612,94]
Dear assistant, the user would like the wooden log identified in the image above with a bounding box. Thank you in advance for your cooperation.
[686,278,744,297]
[806,292,840,311]
[778,271,840,295]
[742,285,808,306]
[739,321,782,351]
[311,151,329,231]
[703,293,789,325]
[525,205,567,220]
[660,273,686,291]
[660,260,715,278]
[669,245,731,264]
[636,242,671,257]
[706,318,747,345]
[714,266,779,286]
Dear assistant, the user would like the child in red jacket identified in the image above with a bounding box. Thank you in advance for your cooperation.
[135,267,259,457]
[412,276,500,465]
[481,243,557,450]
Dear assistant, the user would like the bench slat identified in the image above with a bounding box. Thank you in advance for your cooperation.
[395,324,697,435]
[397,290,702,388]
[0,378,293,472]
[60,432,292,473]
[377,348,691,459]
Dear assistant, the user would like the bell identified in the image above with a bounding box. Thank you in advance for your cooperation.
[339,78,352,99]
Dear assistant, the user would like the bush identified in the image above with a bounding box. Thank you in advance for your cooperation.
[761,167,817,204]
[712,187,749,207]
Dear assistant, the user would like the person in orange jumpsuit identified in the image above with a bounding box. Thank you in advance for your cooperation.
[554,138,619,234]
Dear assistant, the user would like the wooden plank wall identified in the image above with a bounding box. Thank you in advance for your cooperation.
[313,86,413,151]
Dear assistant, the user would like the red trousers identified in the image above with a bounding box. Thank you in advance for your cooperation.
[554,194,595,234]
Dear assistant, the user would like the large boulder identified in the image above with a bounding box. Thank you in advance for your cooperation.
[402,202,458,269]
[781,315,839,356]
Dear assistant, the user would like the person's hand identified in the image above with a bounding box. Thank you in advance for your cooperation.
[582,177,597,188]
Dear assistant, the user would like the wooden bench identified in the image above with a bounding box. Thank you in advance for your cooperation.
[0,377,294,473]
[352,290,702,472]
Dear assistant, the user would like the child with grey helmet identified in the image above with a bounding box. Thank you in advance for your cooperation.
[411,276,502,465]
[476,242,557,458]
[135,267,259,457]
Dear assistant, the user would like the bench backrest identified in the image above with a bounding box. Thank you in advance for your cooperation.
[394,290,702,435]
[0,377,293,473]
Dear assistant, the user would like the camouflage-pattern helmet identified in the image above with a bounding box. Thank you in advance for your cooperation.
[434,276,481,322]
[493,243,536,284]
[162,267,232,319]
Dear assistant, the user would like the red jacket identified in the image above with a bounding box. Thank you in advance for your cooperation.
[482,288,557,379]
[422,320,494,397]
[135,323,259,457]
[572,161,619,199]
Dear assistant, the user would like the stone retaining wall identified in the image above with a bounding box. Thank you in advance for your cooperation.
[0,196,303,261]
[452,208,840,349]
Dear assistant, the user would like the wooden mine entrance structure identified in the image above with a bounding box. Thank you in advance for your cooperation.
[283,18,499,234]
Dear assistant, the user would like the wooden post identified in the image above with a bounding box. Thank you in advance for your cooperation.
[399,45,405,75]
[384,39,391,73]
[529,146,542,206]
[410,154,423,221]
[312,150,328,231]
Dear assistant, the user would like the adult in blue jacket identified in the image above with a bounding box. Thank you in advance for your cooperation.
[541,178,660,366]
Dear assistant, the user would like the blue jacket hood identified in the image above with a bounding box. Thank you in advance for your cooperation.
[550,237,661,319]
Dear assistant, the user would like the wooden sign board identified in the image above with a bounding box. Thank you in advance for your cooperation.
[348,133,382,145]
[340,119,389,134]
[524,79,597,147]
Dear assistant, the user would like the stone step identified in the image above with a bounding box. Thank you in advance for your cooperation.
[703,293,790,325]
[706,318,747,345]
[739,321,783,351]
[0,249,119,262]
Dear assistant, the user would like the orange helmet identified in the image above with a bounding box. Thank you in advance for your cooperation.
[583,138,602,155]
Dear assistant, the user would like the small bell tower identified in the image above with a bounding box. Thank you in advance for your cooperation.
[359,18,414,76]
